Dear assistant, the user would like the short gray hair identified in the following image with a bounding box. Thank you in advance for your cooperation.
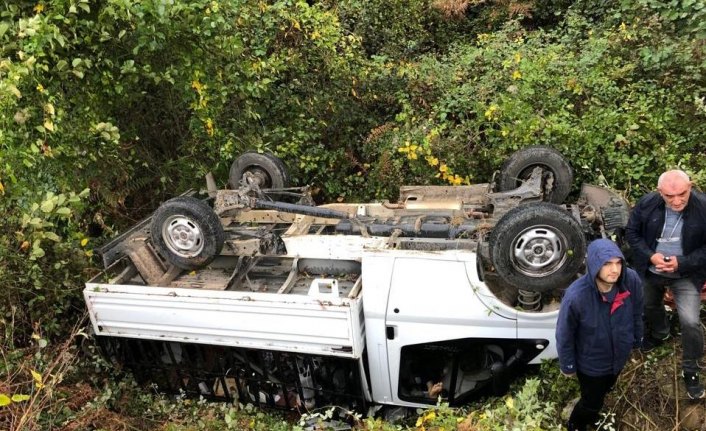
[658,169,690,188]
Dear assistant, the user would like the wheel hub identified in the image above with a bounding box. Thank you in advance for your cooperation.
[162,215,204,258]
[243,168,271,188]
[518,166,555,199]
[512,226,566,277]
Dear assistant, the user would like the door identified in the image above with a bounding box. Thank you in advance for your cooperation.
[384,257,517,406]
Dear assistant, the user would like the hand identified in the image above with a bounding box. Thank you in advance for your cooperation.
[427,381,444,398]
[652,253,679,273]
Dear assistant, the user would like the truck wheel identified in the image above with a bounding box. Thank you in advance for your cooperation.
[489,202,585,293]
[150,196,225,270]
[229,152,290,190]
[497,146,573,204]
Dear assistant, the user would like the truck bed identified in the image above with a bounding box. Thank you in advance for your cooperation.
[85,256,366,358]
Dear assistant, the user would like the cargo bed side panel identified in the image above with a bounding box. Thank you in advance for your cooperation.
[84,283,364,358]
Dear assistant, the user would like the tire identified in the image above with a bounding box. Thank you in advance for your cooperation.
[489,202,586,293]
[150,196,225,270]
[229,152,290,190]
[497,146,573,204]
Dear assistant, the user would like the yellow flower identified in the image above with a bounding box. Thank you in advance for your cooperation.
[477,33,491,44]
[31,370,44,389]
[80,238,89,247]
[514,52,521,63]
[505,396,514,409]
[484,104,499,120]
[191,80,203,92]
[426,156,439,166]
[205,118,214,137]
[618,22,634,40]
[439,163,448,173]
[512,70,522,80]
[36,84,44,93]
[34,3,44,14]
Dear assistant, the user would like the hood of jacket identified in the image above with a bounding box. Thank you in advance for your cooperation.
[586,238,625,289]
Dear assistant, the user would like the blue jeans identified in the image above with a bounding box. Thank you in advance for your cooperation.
[644,275,704,373]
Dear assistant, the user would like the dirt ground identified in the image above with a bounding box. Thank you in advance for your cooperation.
[604,335,706,431]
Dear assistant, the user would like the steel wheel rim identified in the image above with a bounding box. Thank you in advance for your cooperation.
[162,214,205,258]
[510,225,568,277]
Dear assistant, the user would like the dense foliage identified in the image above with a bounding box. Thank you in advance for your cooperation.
[1,0,705,428]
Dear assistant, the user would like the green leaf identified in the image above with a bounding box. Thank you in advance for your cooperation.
[11,394,30,402]
[44,232,61,242]
[0,23,9,39]
[40,200,55,213]
[55,207,71,216]
[0,393,10,406]
[31,244,45,259]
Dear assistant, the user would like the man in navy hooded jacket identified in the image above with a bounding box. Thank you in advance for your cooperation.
[556,239,643,431]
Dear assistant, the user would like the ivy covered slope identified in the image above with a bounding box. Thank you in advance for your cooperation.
[0,0,705,428]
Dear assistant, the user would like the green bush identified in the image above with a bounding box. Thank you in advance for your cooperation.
[364,8,706,200]
[0,0,383,343]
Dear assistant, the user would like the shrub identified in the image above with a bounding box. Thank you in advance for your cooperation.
[364,8,706,200]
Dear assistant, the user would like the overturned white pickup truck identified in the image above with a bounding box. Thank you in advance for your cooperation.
[84,147,629,410]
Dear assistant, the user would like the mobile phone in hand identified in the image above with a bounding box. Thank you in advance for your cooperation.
[664,256,672,262]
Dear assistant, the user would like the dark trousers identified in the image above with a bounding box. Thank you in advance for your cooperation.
[567,372,618,431]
